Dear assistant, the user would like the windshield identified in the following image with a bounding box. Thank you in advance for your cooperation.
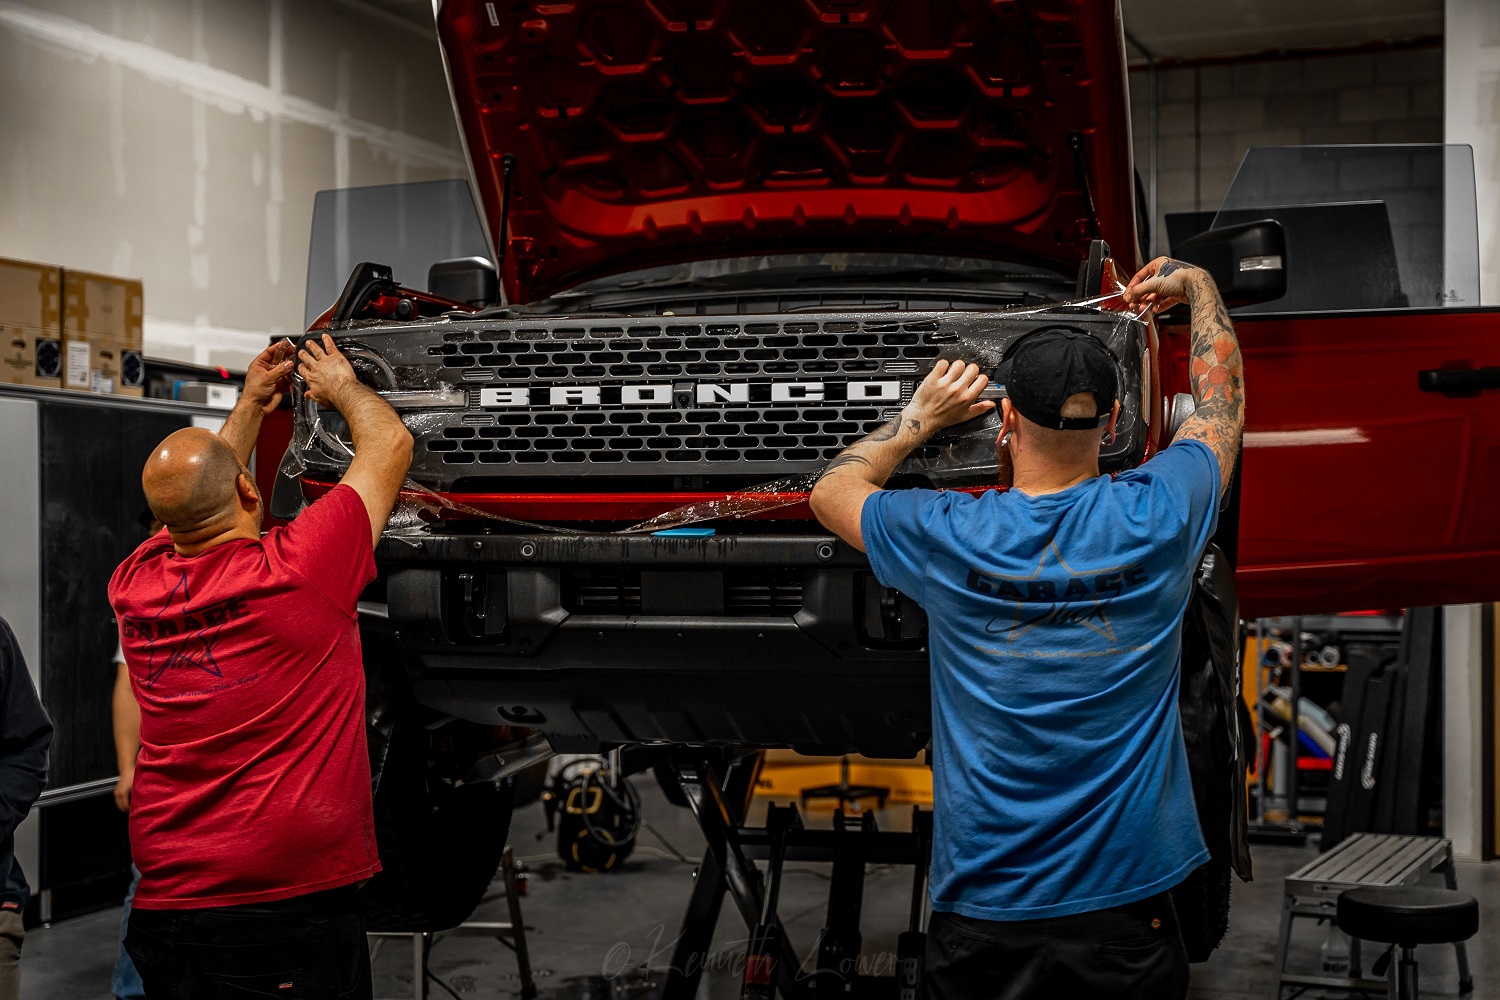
[1211,144,1479,313]
[304,179,490,327]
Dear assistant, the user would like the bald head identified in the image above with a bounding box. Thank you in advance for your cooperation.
[142,428,250,536]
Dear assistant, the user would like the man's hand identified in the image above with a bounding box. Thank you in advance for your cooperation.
[903,359,995,433]
[298,334,360,408]
[113,768,133,813]
[299,332,415,547]
[242,341,296,415]
[220,340,295,464]
[1129,258,1244,496]
[811,356,992,551]
[1123,257,1213,313]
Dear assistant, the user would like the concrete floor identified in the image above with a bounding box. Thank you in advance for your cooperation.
[20,777,1498,999]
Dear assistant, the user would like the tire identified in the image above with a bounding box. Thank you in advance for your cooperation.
[359,664,516,932]
[1170,544,1247,963]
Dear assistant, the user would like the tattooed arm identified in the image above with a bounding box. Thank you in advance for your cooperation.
[1123,257,1245,496]
[809,359,994,551]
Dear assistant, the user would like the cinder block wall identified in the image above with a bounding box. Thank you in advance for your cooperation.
[1129,45,1444,257]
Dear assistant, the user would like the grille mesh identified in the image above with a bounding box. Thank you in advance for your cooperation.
[429,319,943,379]
[419,318,946,467]
[428,406,889,466]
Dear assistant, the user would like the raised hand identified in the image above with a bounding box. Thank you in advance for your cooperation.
[903,359,996,433]
[296,334,360,408]
[1122,257,1213,313]
[243,340,296,415]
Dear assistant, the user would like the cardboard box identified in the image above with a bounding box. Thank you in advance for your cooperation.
[0,258,62,389]
[62,269,144,396]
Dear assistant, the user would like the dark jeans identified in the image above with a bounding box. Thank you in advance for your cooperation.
[926,891,1189,1000]
[124,884,371,1000]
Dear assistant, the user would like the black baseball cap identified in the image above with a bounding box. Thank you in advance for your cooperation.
[996,326,1119,430]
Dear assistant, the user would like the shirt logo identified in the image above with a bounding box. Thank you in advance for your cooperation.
[967,542,1149,643]
[120,572,249,688]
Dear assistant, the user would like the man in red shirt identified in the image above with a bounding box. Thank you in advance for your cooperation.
[109,335,412,1000]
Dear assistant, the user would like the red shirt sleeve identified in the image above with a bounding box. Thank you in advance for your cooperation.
[267,485,377,615]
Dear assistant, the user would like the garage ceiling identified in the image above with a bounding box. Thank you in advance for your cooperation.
[1120,0,1443,60]
[350,0,1444,63]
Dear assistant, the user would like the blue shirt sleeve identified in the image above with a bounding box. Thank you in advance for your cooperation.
[1139,440,1222,559]
[860,489,952,604]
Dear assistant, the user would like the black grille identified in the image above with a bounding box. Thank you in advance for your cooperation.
[428,319,942,379]
[563,568,804,616]
[317,309,1153,488]
[726,572,806,614]
[428,406,888,466]
[567,570,641,612]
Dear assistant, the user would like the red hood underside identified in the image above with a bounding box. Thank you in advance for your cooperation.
[436,0,1137,303]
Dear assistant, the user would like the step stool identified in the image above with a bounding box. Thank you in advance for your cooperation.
[370,846,536,1000]
[1273,833,1473,998]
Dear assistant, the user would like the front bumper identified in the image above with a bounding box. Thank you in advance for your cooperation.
[367,532,933,757]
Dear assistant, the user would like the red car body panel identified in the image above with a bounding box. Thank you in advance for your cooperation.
[1161,308,1500,617]
[434,0,1137,303]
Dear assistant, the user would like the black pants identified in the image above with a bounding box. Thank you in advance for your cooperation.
[124,884,371,1000]
[926,891,1189,1000]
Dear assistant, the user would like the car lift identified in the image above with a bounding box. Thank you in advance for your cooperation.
[660,750,932,1000]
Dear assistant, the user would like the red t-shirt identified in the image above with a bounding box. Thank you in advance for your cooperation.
[108,485,381,909]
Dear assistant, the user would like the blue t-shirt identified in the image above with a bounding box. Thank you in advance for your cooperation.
[861,439,1221,921]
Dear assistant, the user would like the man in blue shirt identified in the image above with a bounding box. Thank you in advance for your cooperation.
[809,257,1244,1000]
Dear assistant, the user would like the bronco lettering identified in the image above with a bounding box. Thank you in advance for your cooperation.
[477,381,907,409]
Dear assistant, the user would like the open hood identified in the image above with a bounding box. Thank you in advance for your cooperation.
[435,0,1137,304]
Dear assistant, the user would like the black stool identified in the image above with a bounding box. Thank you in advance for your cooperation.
[1337,886,1478,999]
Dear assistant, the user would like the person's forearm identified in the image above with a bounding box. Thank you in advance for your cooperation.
[817,412,933,488]
[1178,274,1246,493]
[1186,276,1245,412]
[112,681,140,776]
[219,395,265,466]
[330,380,410,453]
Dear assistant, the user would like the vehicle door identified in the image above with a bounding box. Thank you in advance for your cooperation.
[1161,145,1500,617]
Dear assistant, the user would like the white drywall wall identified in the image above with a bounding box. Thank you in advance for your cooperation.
[0,0,465,369]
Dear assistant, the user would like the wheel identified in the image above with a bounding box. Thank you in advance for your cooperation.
[359,655,516,932]
[360,722,516,931]
[1171,543,1247,962]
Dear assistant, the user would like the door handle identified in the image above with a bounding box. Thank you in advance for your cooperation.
[1418,367,1500,396]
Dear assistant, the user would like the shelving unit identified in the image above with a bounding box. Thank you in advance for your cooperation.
[1246,614,1405,840]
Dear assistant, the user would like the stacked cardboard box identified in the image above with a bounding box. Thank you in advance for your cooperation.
[62,269,145,397]
[0,258,63,390]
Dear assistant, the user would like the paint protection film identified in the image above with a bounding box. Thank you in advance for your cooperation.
[282,285,1151,536]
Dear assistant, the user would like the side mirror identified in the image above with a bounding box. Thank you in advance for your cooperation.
[1173,219,1286,308]
[429,256,498,307]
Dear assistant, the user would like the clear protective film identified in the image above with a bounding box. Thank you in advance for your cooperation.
[284,278,1151,537]
[885,286,1150,490]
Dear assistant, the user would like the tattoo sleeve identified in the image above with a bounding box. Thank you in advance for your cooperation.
[815,417,929,488]
[1176,275,1245,495]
